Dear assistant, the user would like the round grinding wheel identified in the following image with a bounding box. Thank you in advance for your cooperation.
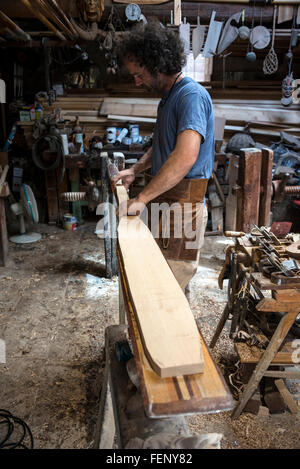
[250,25,270,49]
[285,242,300,260]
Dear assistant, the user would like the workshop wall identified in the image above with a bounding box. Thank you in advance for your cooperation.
[0,1,299,233]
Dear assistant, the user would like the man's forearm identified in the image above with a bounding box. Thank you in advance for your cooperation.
[132,147,152,175]
[136,150,192,204]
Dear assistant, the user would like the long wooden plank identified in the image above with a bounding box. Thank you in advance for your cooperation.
[116,185,204,378]
[214,104,300,125]
[100,97,160,105]
[100,101,158,118]
[107,114,156,123]
[117,247,234,416]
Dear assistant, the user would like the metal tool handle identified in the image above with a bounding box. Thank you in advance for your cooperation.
[225,231,245,238]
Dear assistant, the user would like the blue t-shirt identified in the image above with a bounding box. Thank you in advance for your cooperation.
[151,76,214,179]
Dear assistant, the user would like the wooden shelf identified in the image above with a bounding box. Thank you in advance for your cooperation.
[235,340,296,365]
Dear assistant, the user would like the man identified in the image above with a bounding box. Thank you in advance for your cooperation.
[113,22,214,294]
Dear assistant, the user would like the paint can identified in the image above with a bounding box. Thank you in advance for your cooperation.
[63,214,77,231]
[122,137,132,145]
[129,124,139,143]
[74,133,84,153]
[61,134,69,155]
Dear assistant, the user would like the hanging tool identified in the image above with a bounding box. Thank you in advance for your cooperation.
[246,4,257,62]
[179,17,190,57]
[281,5,297,107]
[263,5,278,75]
[203,11,223,58]
[217,11,242,54]
[250,7,270,50]
[192,16,205,60]
[238,10,250,40]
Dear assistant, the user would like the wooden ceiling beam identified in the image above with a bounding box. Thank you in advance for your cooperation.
[0,1,276,24]
[0,0,77,18]
[46,0,78,36]
[19,0,67,41]
[0,10,31,41]
[31,0,75,40]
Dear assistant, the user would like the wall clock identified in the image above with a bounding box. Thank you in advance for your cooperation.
[125,4,141,22]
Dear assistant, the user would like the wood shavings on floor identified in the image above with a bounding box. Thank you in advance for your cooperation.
[0,225,299,448]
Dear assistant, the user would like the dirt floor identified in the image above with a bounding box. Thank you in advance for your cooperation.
[0,221,299,449]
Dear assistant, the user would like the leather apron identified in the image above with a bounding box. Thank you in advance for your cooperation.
[145,174,208,261]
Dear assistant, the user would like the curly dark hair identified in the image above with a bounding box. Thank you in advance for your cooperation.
[115,21,186,76]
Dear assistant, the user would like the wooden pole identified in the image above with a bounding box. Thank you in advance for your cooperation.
[45,0,78,37]
[174,0,181,26]
[0,10,31,41]
[19,0,66,41]
[32,0,75,40]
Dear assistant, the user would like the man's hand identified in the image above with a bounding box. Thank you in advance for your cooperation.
[117,197,146,218]
[112,168,135,190]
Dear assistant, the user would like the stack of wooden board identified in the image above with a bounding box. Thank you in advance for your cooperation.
[17,91,300,148]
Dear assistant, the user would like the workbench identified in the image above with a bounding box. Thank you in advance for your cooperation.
[210,230,300,419]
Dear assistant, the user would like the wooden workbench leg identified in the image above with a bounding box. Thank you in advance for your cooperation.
[210,304,229,349]
[236,148,262,233]
[231,310,299,419]
[259,148,273,227]
[94,361,116,449]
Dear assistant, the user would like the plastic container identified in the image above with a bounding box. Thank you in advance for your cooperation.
[129,124,139,143]
[114,127,128,146]
[61,134,69,155]
[30,105,36,121]
[74,133,84,154]
[106,127,117,144]
[35,103,43,120]
[63,214,77,231]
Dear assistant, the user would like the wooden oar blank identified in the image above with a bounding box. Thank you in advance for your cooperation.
[116,185,204,378]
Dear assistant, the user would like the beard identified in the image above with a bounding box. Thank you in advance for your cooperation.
[146,75,165,93]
